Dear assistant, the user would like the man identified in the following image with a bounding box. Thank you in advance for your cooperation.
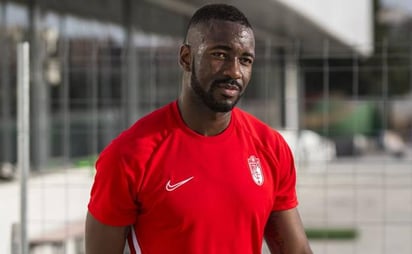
[86,4,312,254]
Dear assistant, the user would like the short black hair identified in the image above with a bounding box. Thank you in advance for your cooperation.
[184,4,252,41]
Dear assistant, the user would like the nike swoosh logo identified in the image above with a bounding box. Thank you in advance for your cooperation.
[165,176,194,191]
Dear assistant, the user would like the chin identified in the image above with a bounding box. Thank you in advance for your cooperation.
[208,100,236,113]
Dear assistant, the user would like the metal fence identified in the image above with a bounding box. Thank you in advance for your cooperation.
[1,32,412,254]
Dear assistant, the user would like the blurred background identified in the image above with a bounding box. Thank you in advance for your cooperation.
[0,0,411,253]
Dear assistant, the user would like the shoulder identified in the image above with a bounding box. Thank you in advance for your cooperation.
[233,108,286,144]
[125,102,175,139]
[233,108,292,158]
[101,102,176,160]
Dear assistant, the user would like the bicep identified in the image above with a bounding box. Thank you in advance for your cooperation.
[264,208,312,254]
[85,212,130,254]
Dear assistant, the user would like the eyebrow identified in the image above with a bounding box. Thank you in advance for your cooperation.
[209,45,255,59]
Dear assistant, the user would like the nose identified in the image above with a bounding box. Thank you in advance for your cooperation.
[223,58,242,80]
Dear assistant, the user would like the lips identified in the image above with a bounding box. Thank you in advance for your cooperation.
[222,83,239,90]
[216,82,240,97]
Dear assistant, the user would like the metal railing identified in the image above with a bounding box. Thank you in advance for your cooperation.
[1,34,412,254]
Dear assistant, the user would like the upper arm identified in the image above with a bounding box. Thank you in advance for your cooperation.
[264,208,312,254]
[85,212,130,254]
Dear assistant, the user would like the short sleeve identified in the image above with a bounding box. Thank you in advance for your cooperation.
[88,141,139,226]
[272,135,298,211]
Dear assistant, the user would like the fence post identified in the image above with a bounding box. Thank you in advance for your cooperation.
[10,223,20,254]
[17,41,30,254]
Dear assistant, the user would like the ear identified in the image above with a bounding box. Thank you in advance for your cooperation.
[179,44,191,72]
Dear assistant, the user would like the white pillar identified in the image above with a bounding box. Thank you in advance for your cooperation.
[29,1,50,170]
[122,0,140,127]
[17,41,30,254]
[284,54,300,131]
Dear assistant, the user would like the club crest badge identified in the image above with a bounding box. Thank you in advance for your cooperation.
[248,155,264,186]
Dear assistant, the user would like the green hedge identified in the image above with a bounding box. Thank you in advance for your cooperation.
[305,228,358,240]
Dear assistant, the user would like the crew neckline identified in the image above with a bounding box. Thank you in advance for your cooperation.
[171,100,235,142]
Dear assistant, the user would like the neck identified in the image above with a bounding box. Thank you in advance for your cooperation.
[177,96,232,136]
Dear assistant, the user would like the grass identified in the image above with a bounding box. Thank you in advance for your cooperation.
[74,155,97,168]
[305,228,358,240]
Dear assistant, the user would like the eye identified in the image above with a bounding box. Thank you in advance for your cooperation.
[240,57,253,66]
[211,52,227,59]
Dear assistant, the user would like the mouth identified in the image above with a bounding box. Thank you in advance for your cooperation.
[216,82,241,98]
[213,79,242,97]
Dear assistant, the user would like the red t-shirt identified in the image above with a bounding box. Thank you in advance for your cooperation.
[88,101,298,254]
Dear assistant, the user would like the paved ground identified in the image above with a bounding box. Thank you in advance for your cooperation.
[0,168,94,254]
[291,152,412,254]
[1,150,411,254]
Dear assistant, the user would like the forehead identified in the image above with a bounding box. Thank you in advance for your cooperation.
[189,20,255,51]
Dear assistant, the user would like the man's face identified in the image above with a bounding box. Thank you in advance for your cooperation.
[188,20,255,112]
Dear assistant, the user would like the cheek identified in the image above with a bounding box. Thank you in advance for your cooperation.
[197,60,220,79]
[242,67,253,83]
